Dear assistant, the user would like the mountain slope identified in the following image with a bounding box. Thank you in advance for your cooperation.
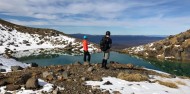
[122,29,190,61]
[0,19,98,54]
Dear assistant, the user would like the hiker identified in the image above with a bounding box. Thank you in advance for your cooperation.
[100,31,112,69]
[83,35,91,64]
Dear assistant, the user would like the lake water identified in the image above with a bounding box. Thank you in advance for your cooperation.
[19,52,190,76]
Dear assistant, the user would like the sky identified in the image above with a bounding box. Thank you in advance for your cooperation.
[0,0,190,35]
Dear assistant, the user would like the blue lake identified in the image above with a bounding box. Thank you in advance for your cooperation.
[19,52,190,76]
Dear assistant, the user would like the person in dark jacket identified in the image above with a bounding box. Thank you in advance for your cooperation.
[100,31,112,69]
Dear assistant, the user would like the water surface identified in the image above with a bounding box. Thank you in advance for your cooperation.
[19,52,190,76]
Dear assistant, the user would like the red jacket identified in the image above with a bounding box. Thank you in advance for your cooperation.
[83,39,88,51]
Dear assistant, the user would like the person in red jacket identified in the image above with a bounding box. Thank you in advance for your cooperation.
[83,35,91,63]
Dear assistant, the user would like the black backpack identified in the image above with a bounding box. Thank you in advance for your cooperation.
[100,37,112,51]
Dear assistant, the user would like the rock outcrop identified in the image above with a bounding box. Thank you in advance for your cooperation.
[25,77,39,89]
[122,29,190,61]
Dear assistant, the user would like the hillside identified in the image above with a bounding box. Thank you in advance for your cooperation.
[71,34,165,49]
[122,29,190,61]
[0,19,98,56]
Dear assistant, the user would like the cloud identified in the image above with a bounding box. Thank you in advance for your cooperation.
[8,19,48,25]
[1,0,190,35]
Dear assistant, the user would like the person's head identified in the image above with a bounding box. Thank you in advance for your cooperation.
[83,35,87,39]
[106,31,110,37]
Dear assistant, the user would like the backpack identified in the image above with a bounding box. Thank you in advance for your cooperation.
[100,37,112,51]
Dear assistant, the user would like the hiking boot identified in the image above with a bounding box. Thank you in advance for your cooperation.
[101,59,105,68]
[104,60,108,69]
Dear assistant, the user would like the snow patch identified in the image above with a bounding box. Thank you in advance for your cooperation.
[0,56,29,72]
[0,79,57,94]
[86,76,190,94]
[174,45,180,47]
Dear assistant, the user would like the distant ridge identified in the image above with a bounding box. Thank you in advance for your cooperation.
[70,34,165,49]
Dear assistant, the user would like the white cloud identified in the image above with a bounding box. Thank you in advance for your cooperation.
[1,0,190,35]
[8,19,48,25]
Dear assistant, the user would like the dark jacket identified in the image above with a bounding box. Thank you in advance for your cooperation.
[100,36,112,51]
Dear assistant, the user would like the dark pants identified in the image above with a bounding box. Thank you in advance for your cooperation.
[84,51,91,62]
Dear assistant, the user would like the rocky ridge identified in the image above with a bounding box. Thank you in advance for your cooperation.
[122,29,190,61]
[1,61,187,94]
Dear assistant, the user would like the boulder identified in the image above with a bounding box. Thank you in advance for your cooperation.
[167,35,174,39]
[103,81,112,85]
[23,40,29,44]
[42,71,53,78]
[0,80,7,86]
[5,78,15,84]
[126,63,134,69]
[62,71,69,79]
[81,77,87,81]
[146,50,157,57]
[110,61,115,64]
[46,74,56,81]
[11,66,23,71]
[3,53,11,59]
[25,77,39,89]
[83,62,90,66]
[26,44,31,46]
[15,73,31,85]
[53,88,59,94]
[0,69,6,72]
[184,34,190,39]
[164,46,173,57]
[87,67,94,72]
[57,75,64,81]
[163,41,170,46]
[0,73,4,78]
[181,46,190,60]
[0,63,3,66]
[74,61,82,65]
[66,65,71,70]
[178,47,184,52]
[103,90,110,94]
[31,62,38,67]
[5,84,21,91]
[56,69,64,73]
[113,91,121,94]
[174,52,182,60]
[117,72,148,82]
[177,36,185,43]
[4,92,12,94]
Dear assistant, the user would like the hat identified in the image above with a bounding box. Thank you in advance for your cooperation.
[106,31,110,36]
[83,35,87,39]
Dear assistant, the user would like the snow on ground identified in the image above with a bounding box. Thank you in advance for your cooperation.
[143,68,170,75]
[0,79,58,94]
[86,76,190,94]
[0,23,74,54]
[134,46,144,53]
[0,56,29,72]
[0,24,98,55]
